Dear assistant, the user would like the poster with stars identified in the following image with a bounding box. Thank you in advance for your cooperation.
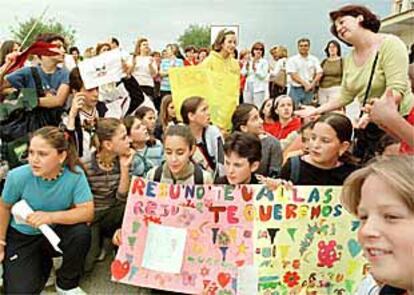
[111,177,255,294]
[112,178,366,294]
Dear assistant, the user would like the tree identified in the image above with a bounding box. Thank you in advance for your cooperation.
[10,17,76,49]
[178,24,210,49]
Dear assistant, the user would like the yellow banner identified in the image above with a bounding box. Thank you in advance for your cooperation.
[169,66,239,130]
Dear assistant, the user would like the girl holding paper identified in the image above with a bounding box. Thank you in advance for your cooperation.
[0,126,94,294]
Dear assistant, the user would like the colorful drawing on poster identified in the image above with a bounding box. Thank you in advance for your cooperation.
[112,177,254,294]
[112,179,366,294]
[255,186,366,294]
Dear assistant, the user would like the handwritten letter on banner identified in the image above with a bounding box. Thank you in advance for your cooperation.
[112,178,367,294]
[169,66,239,130]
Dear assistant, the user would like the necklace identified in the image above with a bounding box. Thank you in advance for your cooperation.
[40,166,64,182]
[96,154,115,171]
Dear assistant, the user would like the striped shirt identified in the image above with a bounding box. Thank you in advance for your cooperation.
[83,153,127,211]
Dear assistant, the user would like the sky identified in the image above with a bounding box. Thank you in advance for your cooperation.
[0,0,391,59]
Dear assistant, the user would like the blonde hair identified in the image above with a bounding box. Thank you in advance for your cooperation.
[276,46,288,58]
[341,155,414,215]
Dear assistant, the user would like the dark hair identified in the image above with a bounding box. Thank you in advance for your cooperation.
[96,43,111,55]
[329,5,381,46]
[212,29,236,52]
[324,40,342,57]
[164,125,196,148]
[224,132,262,164]
[168,43,185,60]
[151,51,161,57]
[32,126,82,173]
[123,116,139,136]
[180,96,205,124]
[297,38,310,46]
[184,45,196,53]
[315,112,353,143]
[272,95,295,122]
[110,37,119,47]
[198,47,210,54]
[135,106,155,120]
[134,38,148,56]
[69,67,83,91]
[69,46,80,55]
[159,95,175,129]
[92,118,123,151]
[135,106,157,146]
[259,98,273,121]
[376,134,400,155]
[36,33,65,46]
[251,41,265,57]
[0,40,19,66]
[231,103,258,132]
[314,112,355,163]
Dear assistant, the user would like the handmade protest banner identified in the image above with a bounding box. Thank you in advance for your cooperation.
[78,48,124,89]
[112,180,366,294]
[169,66,239,130]
[112,177,254,294]
[254,186,366,294]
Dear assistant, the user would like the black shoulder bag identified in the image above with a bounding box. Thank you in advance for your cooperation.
[352,52,385,163]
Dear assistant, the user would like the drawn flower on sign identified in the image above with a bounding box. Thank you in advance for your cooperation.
[283,271,300,288]
[200,266,210,277]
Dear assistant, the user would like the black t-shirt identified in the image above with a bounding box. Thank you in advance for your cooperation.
[380,285,407,295]
[280,156,357,186]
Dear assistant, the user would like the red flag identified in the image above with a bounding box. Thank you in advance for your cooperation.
[6,41,61,74]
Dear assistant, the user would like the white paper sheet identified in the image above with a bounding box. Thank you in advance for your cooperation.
[78,48,124,89]
[141,223,187,274]
[11,200,63,254]
[237,265,258,295]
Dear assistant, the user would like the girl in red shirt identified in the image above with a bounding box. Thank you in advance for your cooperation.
[261,95,301,140]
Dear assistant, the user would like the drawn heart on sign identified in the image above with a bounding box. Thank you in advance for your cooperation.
[217,272,231,288]
[111,259,130,280]
[348,239,362,258]
[235,260,245,267]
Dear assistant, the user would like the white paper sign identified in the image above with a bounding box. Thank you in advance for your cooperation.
[78,48,124,89]
[141,223,187,274]
[11,200,63,253]
[237,265,258,295]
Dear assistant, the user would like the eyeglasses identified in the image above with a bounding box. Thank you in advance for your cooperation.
[253,47,264,51]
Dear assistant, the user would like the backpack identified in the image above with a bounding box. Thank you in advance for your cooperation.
[153,163,204,184]
[0,67,62,168]
[289,156,301,184]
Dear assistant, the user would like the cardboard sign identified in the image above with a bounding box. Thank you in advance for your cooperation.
[254,186,366,294]
[78,49,124,89]
[112,179,366,294]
